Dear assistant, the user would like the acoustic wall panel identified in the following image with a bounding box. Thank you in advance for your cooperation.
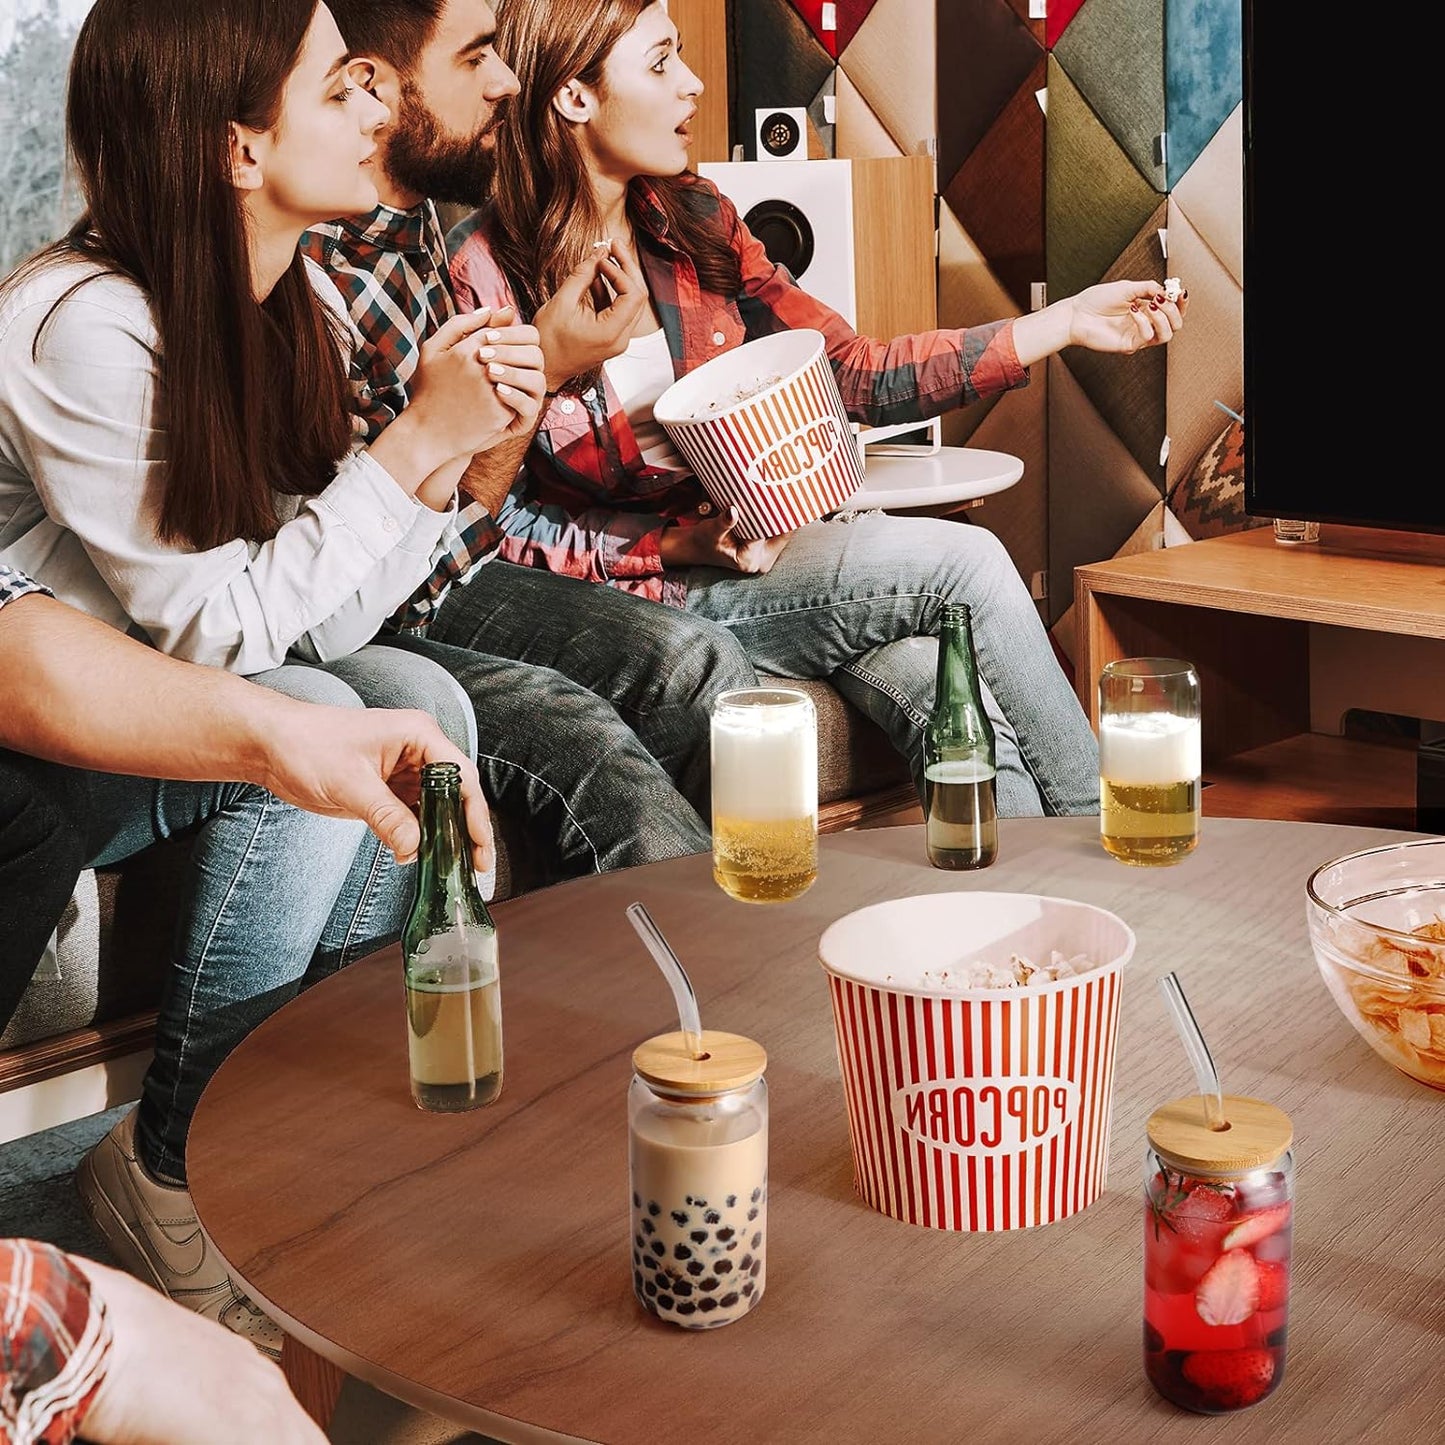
[833,67,904,159]
[732,0,835,159]
[1164,0,1242,188]
[1170,103,1243,287]
[935,0,1043,186]
[1046,0,1089,49]
[1053,0,1166,192]
[838,0,937,160]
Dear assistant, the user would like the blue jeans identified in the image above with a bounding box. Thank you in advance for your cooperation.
[426,561,756,816]
[11,645,472,1184]
[681,513,1101,817]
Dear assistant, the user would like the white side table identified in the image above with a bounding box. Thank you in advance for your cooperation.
[847,446,1023,514]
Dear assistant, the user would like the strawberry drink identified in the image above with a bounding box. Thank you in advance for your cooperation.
[1143,1094,1295,1414]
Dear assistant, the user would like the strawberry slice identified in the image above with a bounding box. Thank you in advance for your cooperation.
[1222,1203,1291,1252]
[1255,1259,1289,1313]
[1181,1347,1277,1409]
[1195,1248,1260,1325]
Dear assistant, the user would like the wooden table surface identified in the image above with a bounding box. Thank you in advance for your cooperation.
[188,818,1445,1445]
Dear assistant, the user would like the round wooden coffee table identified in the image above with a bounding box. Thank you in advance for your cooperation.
[188,818,1444,1442]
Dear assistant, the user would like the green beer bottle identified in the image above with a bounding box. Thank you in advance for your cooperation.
[402,762,502,1111]
[923,604,998,870]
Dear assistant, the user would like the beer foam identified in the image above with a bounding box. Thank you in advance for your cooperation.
[1099,711,1201,786]
[712,709,817,821]
[924,759,997,784]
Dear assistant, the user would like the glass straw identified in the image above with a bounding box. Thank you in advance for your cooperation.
[1157,971,1228,1130]
[627,902,704,1059]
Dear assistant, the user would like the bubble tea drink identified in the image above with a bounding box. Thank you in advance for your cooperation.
[1144,1095,1294,1414]
[711,689,818,903]
[629,1032,768,1329]
[1098,658,1202,866]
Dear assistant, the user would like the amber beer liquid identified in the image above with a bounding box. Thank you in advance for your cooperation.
[402,763,503,1111]
[711,689,818,903]
[1098,659,1202,867]
[924,604,998,870]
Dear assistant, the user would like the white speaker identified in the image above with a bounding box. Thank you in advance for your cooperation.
[698,158,857,324]
[754,107,808,161]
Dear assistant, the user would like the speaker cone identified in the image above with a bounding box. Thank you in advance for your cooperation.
[743,198,815,283]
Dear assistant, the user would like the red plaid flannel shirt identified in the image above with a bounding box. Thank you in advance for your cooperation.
[445,174,1029,605]
[0,1241,110,1445]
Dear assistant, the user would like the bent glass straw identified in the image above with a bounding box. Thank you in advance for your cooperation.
[1158,971,1228,1130]
[627,901,704,1060]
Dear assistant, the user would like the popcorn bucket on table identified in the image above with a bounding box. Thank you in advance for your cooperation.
[817,892,1136,1232]
[653,329,865,541]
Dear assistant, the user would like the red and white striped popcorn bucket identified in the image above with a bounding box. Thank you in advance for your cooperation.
[817,892,1136,1232]
[654,329,865,541]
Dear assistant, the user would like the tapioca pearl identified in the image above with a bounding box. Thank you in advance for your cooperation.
[689,1230,708,1244]
[703,1209,721,1225]
[698,1298,719,1313]
[657,1294,674,1309]
[748,1258,762,1278]
[686,1260,705,1276]
[698,1277,720,1293]
[750,1187,761,1203]
[751,1232,763,1249]
[640,1217,655,1236]
[633,1269,643,1290]
[714,1258,733,1275]
[725,1239,740,1252]
[644,1280,658,1298]
[634,1233,645,1249]
[670,1210,688,1227]
[740,1252,754,1271]
[632,1192,641,1209]
[675,1301,697,1316]
[673,1243,692,1261]
[647,1201,660,1217]
[650,1240,665,1257]
[720,1293,740,1309]
[672,1280,694,1298]
[716,1226,735,1242]
[747,1207,758,1221]
[726,1194,737,1208]
[741,1282,755,1297]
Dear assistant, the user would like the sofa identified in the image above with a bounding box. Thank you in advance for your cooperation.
[0,674,913,1138]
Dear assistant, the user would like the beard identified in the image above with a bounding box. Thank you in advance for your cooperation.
[387,80,504,207]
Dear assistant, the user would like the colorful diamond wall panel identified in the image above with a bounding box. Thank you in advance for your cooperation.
[1046,0,1089,50]
[732,0,836,159]
[784,0,840,56]
[942,58,1047,315]
[834,67,905,158]
[936,196,1021,348]
[838,0,937,160]
[1052,0,1166,191]
[1045,54,1162,304]
[935,0,1043,186]
[807,71,837,157]
[1002,0,1046,47]
[1164,0,1242,188]
[1170,103,1241,287]
[1057,202,1171,488]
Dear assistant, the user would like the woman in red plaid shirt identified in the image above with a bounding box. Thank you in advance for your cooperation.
[450,0,1190,820]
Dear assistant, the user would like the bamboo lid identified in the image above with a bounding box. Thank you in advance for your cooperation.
[633,1031,767,1095]
[1147,1094,1293,1176]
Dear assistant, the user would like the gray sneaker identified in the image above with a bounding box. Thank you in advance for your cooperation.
[76,1107,284,1360]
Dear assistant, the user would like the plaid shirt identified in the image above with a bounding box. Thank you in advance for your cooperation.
[301,204,503,631]
[0,564,51,612]
[446,175,1030,606]
[0,1240,110,1445]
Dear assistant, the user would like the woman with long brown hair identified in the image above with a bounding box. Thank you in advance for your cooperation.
[451,0,1190,822]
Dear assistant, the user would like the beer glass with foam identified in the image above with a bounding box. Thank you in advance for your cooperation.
[710,688,818,903]
[1098,658,1202,866]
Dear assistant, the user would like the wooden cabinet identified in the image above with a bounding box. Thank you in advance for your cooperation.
[1073,526,1445,828]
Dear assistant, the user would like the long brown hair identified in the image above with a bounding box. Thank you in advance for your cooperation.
[489,0,741,320]
[1,0,351,550]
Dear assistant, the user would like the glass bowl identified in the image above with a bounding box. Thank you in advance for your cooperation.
[1306,838,1445,1091]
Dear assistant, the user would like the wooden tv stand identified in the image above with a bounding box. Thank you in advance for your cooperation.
[1073,525,1445,828]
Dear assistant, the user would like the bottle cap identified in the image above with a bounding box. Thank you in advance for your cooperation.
[633,1030,767,1095]
[1146,1094,1293,1176]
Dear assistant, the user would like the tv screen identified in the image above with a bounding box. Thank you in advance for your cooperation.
[1242,1,1443,535]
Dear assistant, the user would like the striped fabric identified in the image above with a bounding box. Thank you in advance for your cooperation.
[446,174,1030,605]
[0,1240,110,1445]
[0,564,50,612]
[301,203,504,632]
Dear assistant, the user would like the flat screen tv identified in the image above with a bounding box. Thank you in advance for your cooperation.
[1241,0,1443,536]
